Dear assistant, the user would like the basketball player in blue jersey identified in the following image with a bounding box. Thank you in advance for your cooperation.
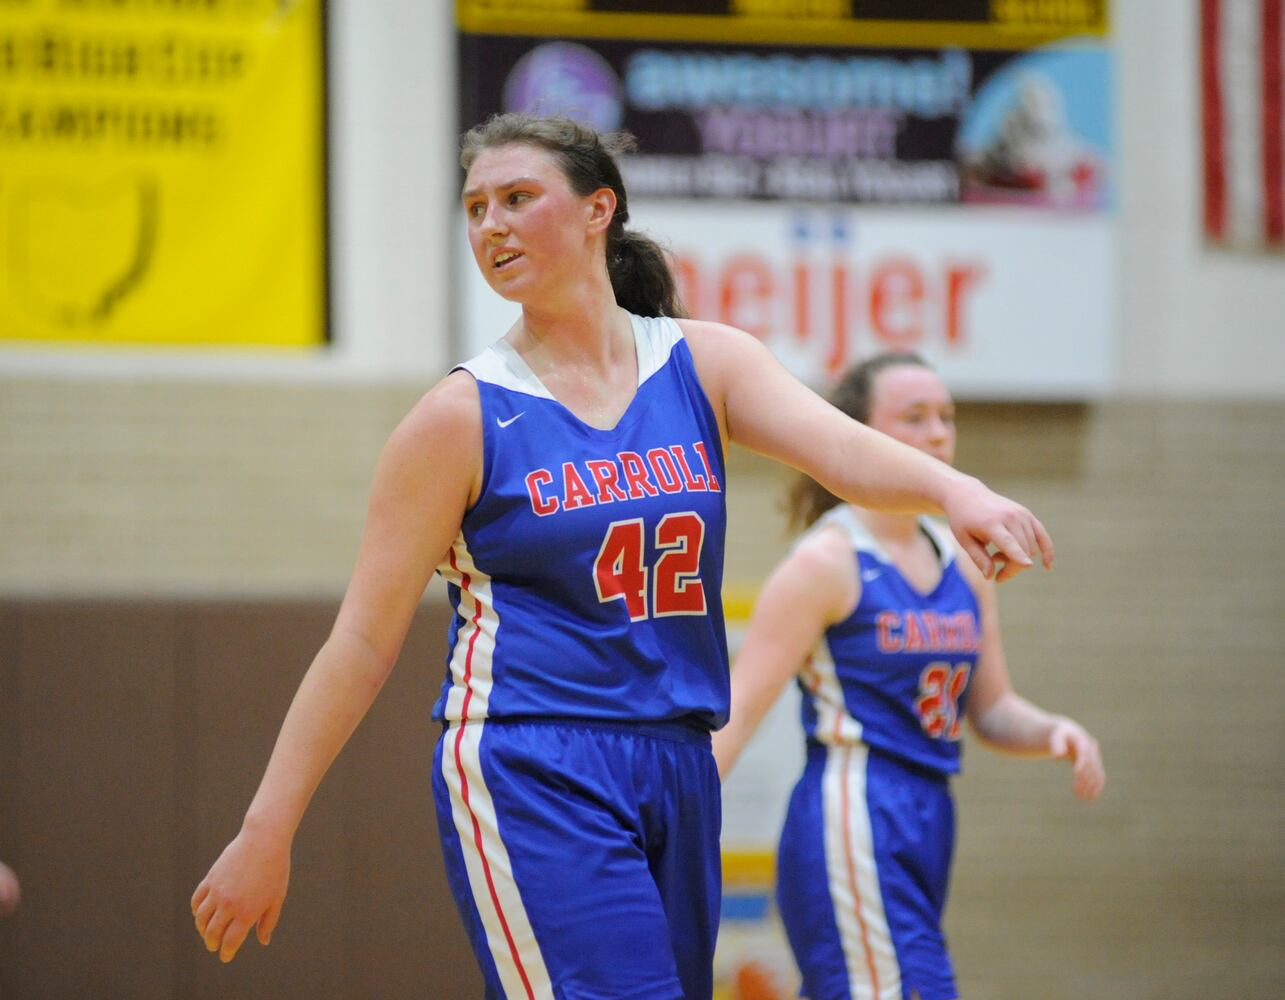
[713,352,1105,1000]
[192,116,1056,998]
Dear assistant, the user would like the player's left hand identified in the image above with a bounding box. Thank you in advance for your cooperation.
[1049,718,1105,801]
[941,475,1054,583]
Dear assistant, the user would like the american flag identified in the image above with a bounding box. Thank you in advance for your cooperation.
[1202,0,1285,250]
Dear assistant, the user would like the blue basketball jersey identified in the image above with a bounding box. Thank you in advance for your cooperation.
[798,506,981,775]
[432,313,730,729]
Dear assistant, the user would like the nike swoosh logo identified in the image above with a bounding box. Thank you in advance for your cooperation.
[861,568,883,582]
[496,412,526,428]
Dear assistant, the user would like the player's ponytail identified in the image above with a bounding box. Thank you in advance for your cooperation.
[461,113,687,318]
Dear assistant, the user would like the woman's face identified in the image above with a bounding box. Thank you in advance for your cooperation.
[866,364,957,466]
[461,143,607,304]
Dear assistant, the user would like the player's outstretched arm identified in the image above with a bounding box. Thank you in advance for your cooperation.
[713,527,857,780]
[191,372,482,963]
[962,562,1105,801]
[681,320,1054,582]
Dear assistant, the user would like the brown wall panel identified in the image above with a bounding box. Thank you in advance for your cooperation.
[4,604,181,1000]
[0,599,482,1000]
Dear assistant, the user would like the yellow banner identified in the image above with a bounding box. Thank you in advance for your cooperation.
[0,0,326,348]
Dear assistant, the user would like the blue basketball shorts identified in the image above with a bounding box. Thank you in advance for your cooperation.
[432,717,723,1000]
[775,743,958,1000]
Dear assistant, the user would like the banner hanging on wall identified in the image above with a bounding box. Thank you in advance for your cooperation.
[456,1,1116,398]
[1201,0,1285,251]
[458,1,1114,208]
[0,0,327,348]
[460,199,1114,396]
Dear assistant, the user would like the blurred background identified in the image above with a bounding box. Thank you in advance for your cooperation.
[0,1,1282,998]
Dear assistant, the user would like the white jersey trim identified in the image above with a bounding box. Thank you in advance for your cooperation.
[454,312,682,397]
[819,505,956,569]
[802,639,864,747]
[437,537,499,721]
[437,536,555,998]
[630,313,684,385]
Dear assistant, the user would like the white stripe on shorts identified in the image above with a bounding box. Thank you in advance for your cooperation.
[821,743,902,1000]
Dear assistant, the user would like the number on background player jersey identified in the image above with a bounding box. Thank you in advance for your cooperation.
[915,661,971,740]
[594,514,707,621]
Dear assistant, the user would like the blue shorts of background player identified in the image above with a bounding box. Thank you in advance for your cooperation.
[776,744,958,1000]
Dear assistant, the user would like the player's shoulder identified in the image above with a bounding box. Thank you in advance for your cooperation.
[675,317,777,396]
[776,521,857,594]
[674,317,759,351]
[767,520,861,623]
[389,370,482,460]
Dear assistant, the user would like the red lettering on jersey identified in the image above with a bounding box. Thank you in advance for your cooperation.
[946,663,970,739]
[938,613,955,651]
[525,469,558,516]
[669,445,708,492]
[903,611,926,652]
[561,462,596,510]
[618,451,659,499]
[915,663,950,738]
[647,448,683,494]
[876,611,902,652]
[586,459,628,504]
[941,612,974,652]
[921,611,944,650]
[693,441,722,492]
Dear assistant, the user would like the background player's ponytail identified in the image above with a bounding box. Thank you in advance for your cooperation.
[785,351,935,532]
[460,113,687,319]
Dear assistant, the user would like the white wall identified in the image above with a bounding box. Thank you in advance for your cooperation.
[3,0,1280,396]
[327,0,456,379]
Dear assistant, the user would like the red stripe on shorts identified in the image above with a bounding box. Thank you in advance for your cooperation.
[449,547,536,1000]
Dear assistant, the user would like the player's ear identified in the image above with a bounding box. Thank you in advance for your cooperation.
[586,186,616,235]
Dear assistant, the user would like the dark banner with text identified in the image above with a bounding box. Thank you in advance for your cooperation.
[457,4,1112,207]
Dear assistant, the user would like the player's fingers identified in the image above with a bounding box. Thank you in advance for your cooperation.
[219,917,253,963]
[193,893,217,936]
[1075,763,1104,801]
[258,901,283,946]
[203,906,235,954]
[191,882,209,914]
[1005,512,1037,562]
[1031,515,1056,569]
[991,527,1034,578]
[959,533,996,580]
[994,555,1022,584]
[1073,742,1104,800]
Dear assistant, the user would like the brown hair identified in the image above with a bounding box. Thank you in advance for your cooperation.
[460,113,687,319]
[784,351,935,531]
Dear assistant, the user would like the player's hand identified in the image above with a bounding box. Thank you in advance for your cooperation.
[191,827,291,963]
[1049,718,1105,801]
[942,475,1054,583]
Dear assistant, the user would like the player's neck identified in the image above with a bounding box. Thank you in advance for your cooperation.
[856,506,921,544]
[516,286,628,374]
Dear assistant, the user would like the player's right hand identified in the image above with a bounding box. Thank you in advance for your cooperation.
[191,827,291,963]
